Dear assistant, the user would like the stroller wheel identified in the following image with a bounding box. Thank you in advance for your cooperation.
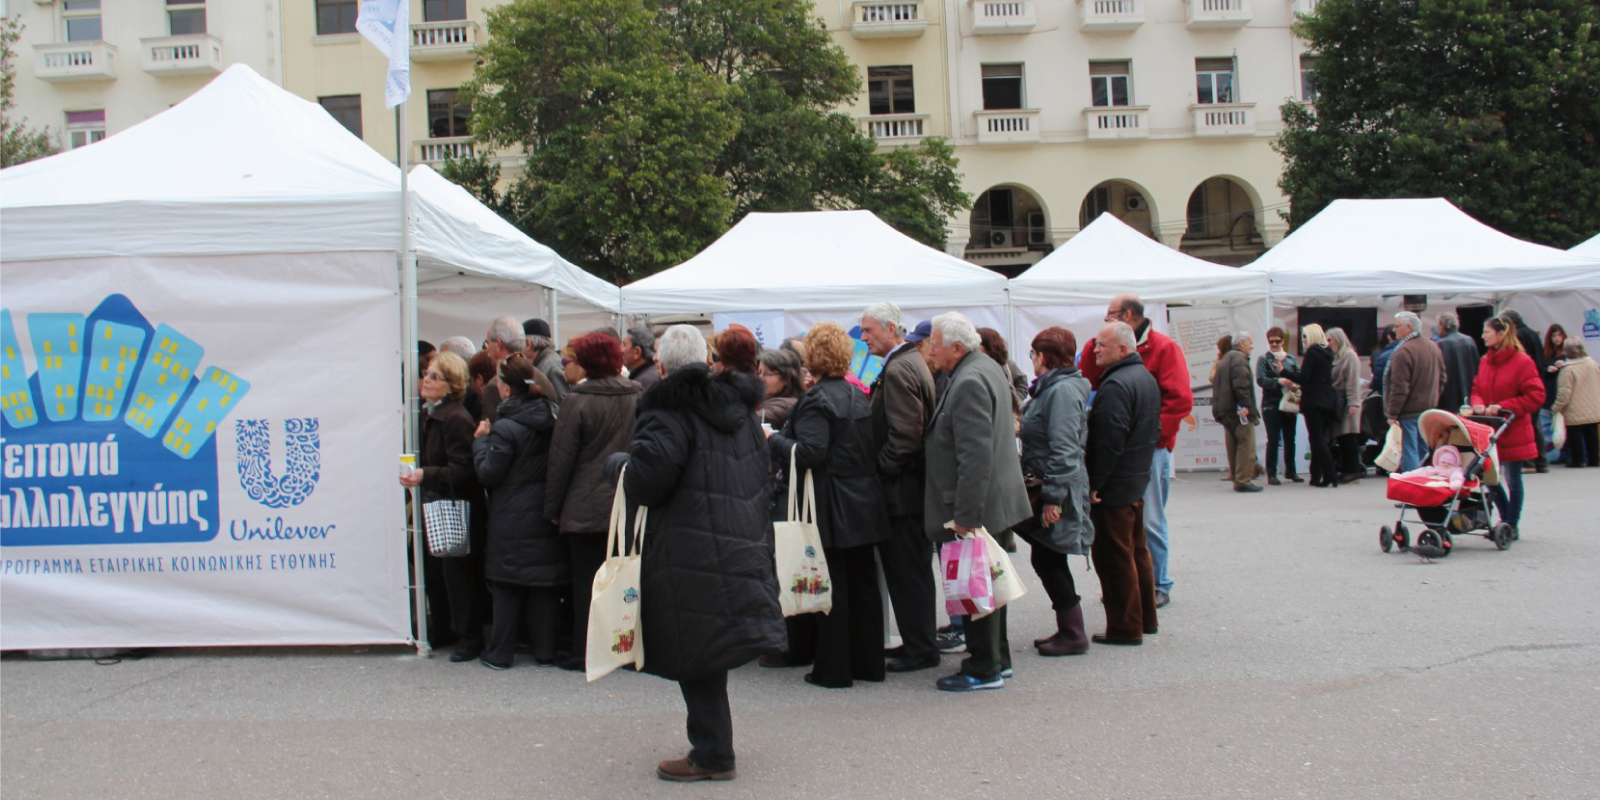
[1492,522,1515,551]
[1380,525,1394,553]
[1395,523,1411,551]
[1417,528,1452,557]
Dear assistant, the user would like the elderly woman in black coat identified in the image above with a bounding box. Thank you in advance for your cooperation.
[766,322,892,689]
[1016,327,1093,657]
[617,324,785,783]
[472,355,565,670]
[1280,323,1341,488]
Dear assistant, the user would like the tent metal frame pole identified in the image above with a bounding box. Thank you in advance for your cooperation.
[396,104,430,658]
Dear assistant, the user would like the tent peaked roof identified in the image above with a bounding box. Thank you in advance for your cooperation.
[1009,212,1265,305]
[1242,198,1598,297]
[1,64,401,260]
[620,210,1009,313]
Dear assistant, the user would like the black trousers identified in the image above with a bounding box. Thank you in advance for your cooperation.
[1568,421,1600,467]
[1303,409,1338,485]
[440,551,489,648]
[1029,545,1080,611]
[795,543,885,687]
[482,582,562,666]
[876,513,937,660]
[1262,408,1299,478]
[679,671,735,771]
[960,606,1009,678]
[565,533,608,664]
[1336,432,1365,474]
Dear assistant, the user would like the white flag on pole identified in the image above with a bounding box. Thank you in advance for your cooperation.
[357,0,411,108]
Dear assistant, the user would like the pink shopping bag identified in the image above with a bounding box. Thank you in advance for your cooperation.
[941,536,994,617]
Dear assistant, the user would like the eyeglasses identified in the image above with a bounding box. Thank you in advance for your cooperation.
[422,371,444,381]
[561,357,573,367]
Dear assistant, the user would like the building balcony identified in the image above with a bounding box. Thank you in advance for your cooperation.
[410,20,480,61]
[1191,103,1256,136]
[32,41,117,83]
[1186,0,1251,28]
[861,113,929,143]
[141,35,223,76]
[974,109,1040,144]
[1083,106,1150,141]
[971,0,1035,34]
[416,136,476,164]
[1292,0,1322,17]
[851,1,929,38]
[1080,0,1144,31]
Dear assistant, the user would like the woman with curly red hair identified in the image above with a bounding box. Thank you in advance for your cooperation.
[544,331,642,671]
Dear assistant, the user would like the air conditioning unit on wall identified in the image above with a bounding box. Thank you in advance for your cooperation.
[1126,195,1146,211]
[989,230,1014,247]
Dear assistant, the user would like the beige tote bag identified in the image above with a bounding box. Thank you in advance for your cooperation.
[586,466,648,682]
[774,447,833,617]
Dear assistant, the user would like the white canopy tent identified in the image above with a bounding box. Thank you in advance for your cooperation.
[1572,233,1600,258]
[0,65,615,652]
[619,210,1011,341]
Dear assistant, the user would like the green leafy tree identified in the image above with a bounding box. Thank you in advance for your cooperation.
[1274,0,1600,247]
[2,16,61,168]
[454,0,969,281]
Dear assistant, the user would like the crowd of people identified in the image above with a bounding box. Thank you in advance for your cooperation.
[399,298,1597,782]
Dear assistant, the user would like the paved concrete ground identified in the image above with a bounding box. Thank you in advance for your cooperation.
[4,467,1598,799]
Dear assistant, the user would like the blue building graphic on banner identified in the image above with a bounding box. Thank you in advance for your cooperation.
[0,295,296,547]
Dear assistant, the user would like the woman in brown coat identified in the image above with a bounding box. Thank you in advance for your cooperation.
[544,332,641,671]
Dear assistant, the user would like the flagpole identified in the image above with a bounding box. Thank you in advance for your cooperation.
[397,102,429,658]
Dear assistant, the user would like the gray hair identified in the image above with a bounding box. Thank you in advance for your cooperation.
[656,324,707,374]
[626,326,656,360]
[1566,341,1588,360]
[1233,331,1253,349]
[439,336,477,358]
[861,302,904,335]
[931,312,980,351]
[1394,311,1422,332]
[524,335,553,354]
[1106,321,1137,351]
[1326,327,1351,352]
[1437,312,1460,333]
[487,316,526,352]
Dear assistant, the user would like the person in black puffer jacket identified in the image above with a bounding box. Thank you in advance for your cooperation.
[767,322,891,689]
[472,355,565,670]
[614,325,785,784]
[1280,324,1340,487]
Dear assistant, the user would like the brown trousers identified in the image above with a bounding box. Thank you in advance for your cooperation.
[1222,418,1259,486]
[1091,501,1158,640]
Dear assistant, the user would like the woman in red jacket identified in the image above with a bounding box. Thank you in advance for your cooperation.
[1470,316,1546,534]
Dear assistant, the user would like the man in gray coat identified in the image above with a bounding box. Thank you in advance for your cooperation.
[1434,312,1478,414]
[523,318,570,405]
[922,312,1031,692]
[1212,332,1263,492]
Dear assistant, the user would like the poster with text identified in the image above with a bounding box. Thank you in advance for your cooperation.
[1,253,411,649]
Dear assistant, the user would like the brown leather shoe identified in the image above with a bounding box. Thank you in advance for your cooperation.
[657,758,736,782]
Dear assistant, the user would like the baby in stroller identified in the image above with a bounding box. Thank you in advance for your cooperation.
[1380,409,1517,557]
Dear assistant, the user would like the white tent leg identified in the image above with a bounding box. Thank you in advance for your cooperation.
[397,105,430,658]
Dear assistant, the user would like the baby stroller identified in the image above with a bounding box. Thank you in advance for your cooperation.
[1379,409,1516,557]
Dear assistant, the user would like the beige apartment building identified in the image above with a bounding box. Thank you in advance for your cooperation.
[10,0,1316,270]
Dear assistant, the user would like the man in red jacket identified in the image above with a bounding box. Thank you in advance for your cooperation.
[1079,294,1193,609]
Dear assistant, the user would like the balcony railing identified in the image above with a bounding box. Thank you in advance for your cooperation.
[1191,103,1256,136]
[974,109,1040,144]
[416,136,476,163]
[1186,0,1251,28]
[861,113,928,142]
[141,35,223,76]
[971,0,1035,34]
[33,41,117,83]
[1081,0,1144,31]
[1083,106,1150,140]
[851,1,929,38]
[410,20,480,61]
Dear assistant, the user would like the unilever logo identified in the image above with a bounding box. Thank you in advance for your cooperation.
[1,295,319,547]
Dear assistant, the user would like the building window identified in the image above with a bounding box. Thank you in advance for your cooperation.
[63,0,102,42]
[981,63,1024,110]
[1089,60,1131,108]
[319,95,363,138]
[1195,57,1235,104]
[1299,54,1320,102]
[168,0,206,35]
[316,0,359,35]
[423,0,467,21]
[867,66,915,115]
[65,110,106,149]
[428,89,471,138]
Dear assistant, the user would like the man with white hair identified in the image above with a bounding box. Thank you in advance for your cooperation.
[1384,310,1445,472]
[438,336,478,359]
[481,316,526,424]
[1212,331,1262,492]
[922,312,1031,691]
[860,302,939,673]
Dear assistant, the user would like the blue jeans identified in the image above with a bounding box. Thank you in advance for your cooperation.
[1399,417,1427,473]
[1144,447,1173,594]
[1490,459,1525,528]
